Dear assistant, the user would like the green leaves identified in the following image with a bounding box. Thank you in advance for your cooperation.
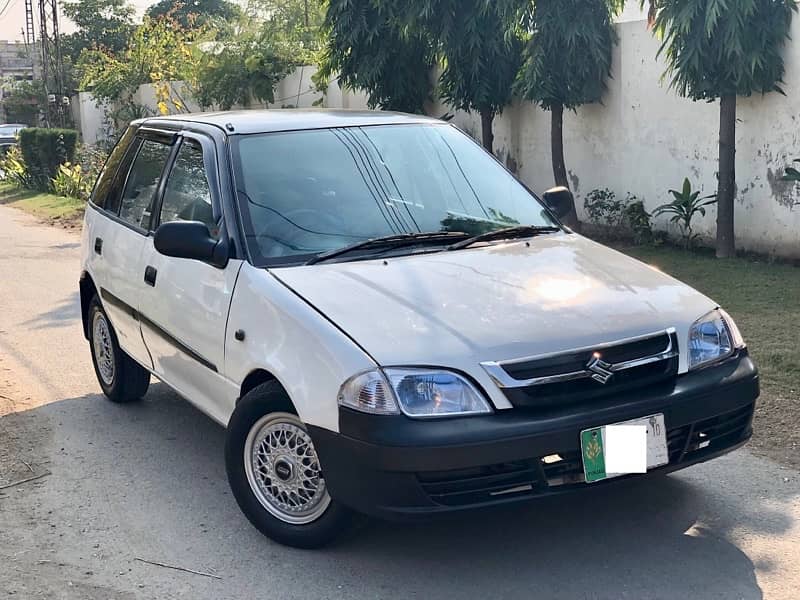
[319,0,435,114]
[515,0,617,112]
[651,0,797,101]
[654,177,717,248]
[424,1,524,117]
[782,159,800,182]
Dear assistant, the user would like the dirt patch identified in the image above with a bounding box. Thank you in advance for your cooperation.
[749,395,800,471]
[0,355,52,491]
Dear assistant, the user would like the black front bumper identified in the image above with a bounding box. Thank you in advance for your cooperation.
[308,352,758,520]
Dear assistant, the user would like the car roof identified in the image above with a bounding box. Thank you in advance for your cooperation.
[137,109,442,135]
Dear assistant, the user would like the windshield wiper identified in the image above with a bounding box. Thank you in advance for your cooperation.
[306,231,470,265]
[447,225,561,251]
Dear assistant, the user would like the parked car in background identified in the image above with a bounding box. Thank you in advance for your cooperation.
[79,110,759,548]
[0,123,26,145]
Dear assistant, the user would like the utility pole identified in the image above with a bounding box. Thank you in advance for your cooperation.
[24,0,36,47]
[38,0,66,128]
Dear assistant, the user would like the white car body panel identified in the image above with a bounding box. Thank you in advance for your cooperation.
[223,262,378,432]
[81,208,153,368]
[137,237,243,426]
[271,233,718,414]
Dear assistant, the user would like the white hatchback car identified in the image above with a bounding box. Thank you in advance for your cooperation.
[80,110,759,548]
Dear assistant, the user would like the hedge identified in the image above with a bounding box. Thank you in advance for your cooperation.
[18,128,78,190]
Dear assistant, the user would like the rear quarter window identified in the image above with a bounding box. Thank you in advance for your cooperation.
[91,127,137,210]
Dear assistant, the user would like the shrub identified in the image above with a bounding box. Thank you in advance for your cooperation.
[584,188,625,229]
[52,163,91,199]
[623,198,653,244]
[0,145,32,188]
[653,178,717,249]
[18,128,78,190]
[584,189,652,244]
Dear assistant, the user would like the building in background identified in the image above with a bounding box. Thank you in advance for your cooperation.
[0,40,41,125]
[0,40,38,83]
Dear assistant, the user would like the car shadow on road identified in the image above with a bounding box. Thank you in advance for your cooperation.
[13,382,799,599]
[20,291,81,330]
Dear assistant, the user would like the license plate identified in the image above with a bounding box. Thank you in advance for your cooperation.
[580,414,669,483]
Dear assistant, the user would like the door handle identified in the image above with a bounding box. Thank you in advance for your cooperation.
[94,237,103,255]
[144,266,157,287]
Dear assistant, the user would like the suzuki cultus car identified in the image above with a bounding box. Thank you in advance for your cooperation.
[79,110,758,548]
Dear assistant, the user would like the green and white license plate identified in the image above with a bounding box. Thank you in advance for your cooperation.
[580,413,669,483]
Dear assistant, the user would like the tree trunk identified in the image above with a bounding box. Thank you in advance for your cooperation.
[551,102,579,229]
[480,110,494,153]
[716,94,736,258]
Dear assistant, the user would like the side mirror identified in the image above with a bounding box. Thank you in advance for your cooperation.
[542,186,574,220]
[153,221,228,268]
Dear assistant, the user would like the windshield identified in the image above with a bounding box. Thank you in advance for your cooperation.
[232,123,558,265]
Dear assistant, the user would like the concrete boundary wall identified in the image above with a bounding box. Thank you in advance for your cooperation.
[432,19,800,258]
[72,18,800,257]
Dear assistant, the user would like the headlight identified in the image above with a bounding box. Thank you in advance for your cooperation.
[338,368,493,418]
[688,309,744,369]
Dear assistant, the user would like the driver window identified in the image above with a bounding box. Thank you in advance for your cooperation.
[160,140,219,238]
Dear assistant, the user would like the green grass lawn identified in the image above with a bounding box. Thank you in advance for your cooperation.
[614,243,800,467]
[0,181,85,223]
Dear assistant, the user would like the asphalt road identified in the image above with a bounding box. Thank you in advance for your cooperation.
[1,205,799,600]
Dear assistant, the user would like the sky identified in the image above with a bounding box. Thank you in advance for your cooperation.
[0,1,646,45]
[0,1,171,41]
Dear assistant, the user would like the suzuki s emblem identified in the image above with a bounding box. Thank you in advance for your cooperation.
[587,353,614,384]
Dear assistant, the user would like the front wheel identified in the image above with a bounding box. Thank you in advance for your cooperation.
[225,382,358,548]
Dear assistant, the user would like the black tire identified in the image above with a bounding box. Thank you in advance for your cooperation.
[225,381,359,549]
[88,294,150,403]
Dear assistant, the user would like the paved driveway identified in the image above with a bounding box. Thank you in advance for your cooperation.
[1,205,799,599]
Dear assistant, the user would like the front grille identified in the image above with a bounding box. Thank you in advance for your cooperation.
[483,330,679,410]
[502,333,672,381]
[418,403,754,506]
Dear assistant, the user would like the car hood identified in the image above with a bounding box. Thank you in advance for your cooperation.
[271,233,716,397]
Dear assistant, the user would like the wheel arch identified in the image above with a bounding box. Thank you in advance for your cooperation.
[79,270,98,340]
[239,369,293,407]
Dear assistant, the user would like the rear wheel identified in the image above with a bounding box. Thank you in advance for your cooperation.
[88,294,150,403]
[225,381,358,548]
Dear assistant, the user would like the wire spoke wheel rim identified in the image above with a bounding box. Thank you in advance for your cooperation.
[92,311,115,386]
[244,413,331,525]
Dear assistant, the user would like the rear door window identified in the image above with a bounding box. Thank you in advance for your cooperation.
[118,139,173,231]
[91,126,136,211]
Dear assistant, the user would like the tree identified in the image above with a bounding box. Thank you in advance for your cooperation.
[191,27,299,109]
[79,16,203,126]
[61,0,135,60]
[516,0,620,228]
[407,0,523,152]
[0,79,47,126]
[320,0,435,113]
[60,0,136,91]
[146,0,241,28]
[647,0,796,258]
[250,0,326,50]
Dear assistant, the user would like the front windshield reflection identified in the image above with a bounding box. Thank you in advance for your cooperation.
[233,123,555,263]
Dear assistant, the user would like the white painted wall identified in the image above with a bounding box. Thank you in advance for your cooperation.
[70,92,108,146]
[431,19,800,258]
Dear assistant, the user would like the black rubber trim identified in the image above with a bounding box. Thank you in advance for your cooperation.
[99,287,217,373]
